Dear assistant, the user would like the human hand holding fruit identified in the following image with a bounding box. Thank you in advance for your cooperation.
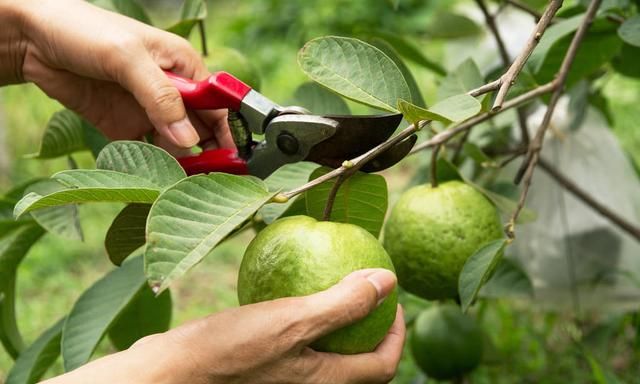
[43,266,404,384]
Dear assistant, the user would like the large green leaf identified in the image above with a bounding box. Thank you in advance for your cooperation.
[437,58,484,101]
[304,167,388,238]
[5,319,64,384]
[145,174,275,292]
[0,223,46,359]
[258,162,319,224]
[298,36,411,112]
[27,110,86,159]
[535,26,622,87]
[26,180,83,241]
[398,94,481,124]
[105,204,151,266]
[62,255,146,371]
[424,12,481,39]
[458,239,508,312]
[612,43,640,78]
[96,141,186,188]
[13,170,161,218]
[292,83,351,115]
[108,286,172,350]
[618,15,640,47]
[369,37,426,108]
[165,0,207,38]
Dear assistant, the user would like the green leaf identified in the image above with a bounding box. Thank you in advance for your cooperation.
[424,12,481,39]
[89,0,151,24]
[83,123,109,159]
[369,37,426,107]
[458,239,508,312]
[62,255,146,371]
[145,174,275,292]
[5,319,64,384]
[535,26,622,87]
[27,110,86,159]
[96,141,186,188]
[472,183,537,223]
[165,0,207,38]
[462,142,494,166]
[618,15,640,47]
[528,14,584,72]
[398,94,481,124]
[304,167,388,238]
[0,223,46,359]
[13,170,161,218]
[480,258,534,298]
[359,30,447,75]
[437,58,484,101]
[292,83,351,115]
[111,0,151,24]
[258,162,319,224]
[108,286,171,350]
[105,204,150,266]
[298,36,411,112]
[26,180,83,241]
[612,43,640,78]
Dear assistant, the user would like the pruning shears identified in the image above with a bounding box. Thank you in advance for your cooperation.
[167,71,417,178]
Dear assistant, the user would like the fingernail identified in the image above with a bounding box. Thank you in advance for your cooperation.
[168,118,199,147]
[366,270,397,307]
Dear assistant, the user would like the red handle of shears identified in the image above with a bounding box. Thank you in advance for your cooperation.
[166,71,252,176]
[165,71,251,110]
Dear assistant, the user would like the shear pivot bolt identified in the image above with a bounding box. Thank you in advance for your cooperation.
[277,133,299,155]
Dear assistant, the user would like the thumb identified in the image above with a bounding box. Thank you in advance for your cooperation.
[119,57,199,148]
[297,268,397,345]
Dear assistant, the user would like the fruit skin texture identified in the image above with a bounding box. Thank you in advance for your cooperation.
[410,304,483,380]
[237,215,397,354]
[383,180,503,300]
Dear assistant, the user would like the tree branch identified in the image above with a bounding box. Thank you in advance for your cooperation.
[430,144,442,188]
[509,0,602,233]
[322,174,346,221]
[492,0,563,111]
[538,158,640,241]
[409,82,556,155]
[475,0,534,146]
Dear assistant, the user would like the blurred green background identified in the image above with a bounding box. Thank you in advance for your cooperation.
[1,0,640,382]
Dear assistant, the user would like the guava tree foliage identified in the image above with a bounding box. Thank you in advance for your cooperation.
[2,0,640,382]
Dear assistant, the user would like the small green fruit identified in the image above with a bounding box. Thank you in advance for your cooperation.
[237,215,397,354]
[410,304,483,380]
[383,180,503,300]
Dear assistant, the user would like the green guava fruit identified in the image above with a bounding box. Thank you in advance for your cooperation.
[383,180,502,300]
[237,215,397,354]
[410,304,483,380]
[205,47,262,91]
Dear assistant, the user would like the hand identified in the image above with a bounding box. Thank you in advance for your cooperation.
[44,269,405,384]
[2,0,233,155]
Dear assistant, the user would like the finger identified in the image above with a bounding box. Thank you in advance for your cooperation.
[118,55,199,148]
[296,268,397,344]
[372,305,405,364]
[300,306,405,384]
